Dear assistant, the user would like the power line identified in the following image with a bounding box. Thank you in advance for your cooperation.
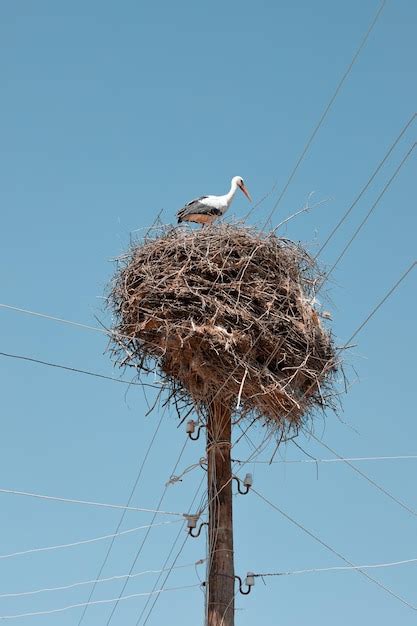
[336,261,415,350]
[308,432,417,520]
[0,351,161,389]
[142,533,190,626]
[0,302,175,358]
[0,302,184,354]
[0,561,202,599]
[252,487,417,612]
[314,113,416,259]
[321,143,416,283]
[77,408,166,626]
[0,521,180,561]
[136,475,206,625]
[0,584,200,621]
[254,557,417,578]
[0,304,109,335]
[0,487,183,516]
[235,454,417,465]
[262,0,387,225]
[104,438,189,625]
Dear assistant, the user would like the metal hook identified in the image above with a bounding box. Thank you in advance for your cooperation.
[232,474,253,495]
[202,572,254,594]
[188,522,208,538]
[234,574,254,595]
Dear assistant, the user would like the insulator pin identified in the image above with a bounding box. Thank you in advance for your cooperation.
[185,514,199,529]
[243,473,253,488]
[186,420,196,434]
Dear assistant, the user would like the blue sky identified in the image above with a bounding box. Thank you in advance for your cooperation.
[0,1,416,624]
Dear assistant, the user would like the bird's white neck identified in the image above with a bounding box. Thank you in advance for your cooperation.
[224,179,239,207]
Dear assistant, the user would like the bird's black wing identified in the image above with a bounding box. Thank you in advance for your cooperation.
[177,196,221,223]
[185,195,208,207]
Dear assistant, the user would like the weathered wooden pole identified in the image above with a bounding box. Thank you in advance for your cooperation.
[206,400,234,626]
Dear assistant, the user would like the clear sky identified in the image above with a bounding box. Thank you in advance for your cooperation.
[0,1,416,625]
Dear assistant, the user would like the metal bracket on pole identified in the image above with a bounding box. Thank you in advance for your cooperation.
[235,572,255,595]
[232,473,253,495]
[202,572,255,595]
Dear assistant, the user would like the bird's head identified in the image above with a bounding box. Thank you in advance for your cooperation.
[232,176,252,202]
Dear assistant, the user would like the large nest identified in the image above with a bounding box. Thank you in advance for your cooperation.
[108,223,339,435]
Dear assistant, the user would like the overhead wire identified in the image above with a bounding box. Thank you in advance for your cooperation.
[314,113,416,259]
[254,556,417,578]
[320,143,416,284]
[104,437,189,625]
[307,432,417,519]
[0,487,183,517]
[142,535,192,626]
[260,0,387,226]
[0,584,200,621]
[77,407,167,626]
[0,304,111,335]
[340,261,416,349]
[0,520,180,562]
[0,303,166,351]
[252,487,417,612]
[135,474,207,625]
[0,561,200,599]
[0,303,195,355]
[235,454,417,465]
[0,351,161,390]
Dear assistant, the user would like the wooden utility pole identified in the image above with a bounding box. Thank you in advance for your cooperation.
[206,400,235,626]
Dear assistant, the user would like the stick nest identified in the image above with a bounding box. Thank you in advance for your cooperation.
[108,224,339,434]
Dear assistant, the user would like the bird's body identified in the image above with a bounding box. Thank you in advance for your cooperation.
[177,176,252,225]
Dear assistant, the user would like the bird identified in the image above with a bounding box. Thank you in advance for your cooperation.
[177,176,252,225]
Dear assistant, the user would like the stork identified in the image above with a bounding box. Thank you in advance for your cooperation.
[177,176,252,225]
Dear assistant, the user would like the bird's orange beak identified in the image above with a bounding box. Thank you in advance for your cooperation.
[239,183,252,202]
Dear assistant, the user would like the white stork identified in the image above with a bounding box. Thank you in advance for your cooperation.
[177,176,252,225]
